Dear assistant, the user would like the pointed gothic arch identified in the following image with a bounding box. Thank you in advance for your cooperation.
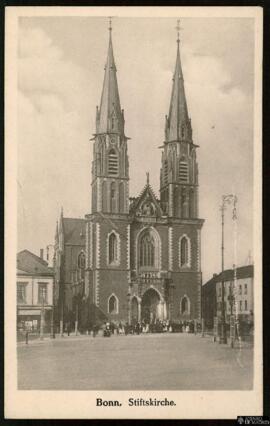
[180,294,191,316]
[137,227,161,271]
[107,230,120,265]
[108,293,119,314]
[179,234,191,268]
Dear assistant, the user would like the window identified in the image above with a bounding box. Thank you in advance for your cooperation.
[239,300,242,311]
[17,283,27,304]
[179,160,188,182]
[78,252,85,279]
[239,284,242,295]
[108,149,118,175]
[119,182,125,213]
[244,283,247,295]
[244,300,248,311]
[102,181,107,212]
[139,233,155,267]
[180,295,190,315]
[110,182,117,212]
[218,284,222,297]
[180,236,190,267]
[109,233,117,264]
[164,160,168,184]
[108,294,118,314]
[38,283,48,304]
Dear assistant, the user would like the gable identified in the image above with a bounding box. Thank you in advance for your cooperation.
[130,184,163,217]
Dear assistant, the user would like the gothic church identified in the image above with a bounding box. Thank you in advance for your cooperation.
[54,22,204,329]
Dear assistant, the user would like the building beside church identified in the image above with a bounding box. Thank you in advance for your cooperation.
[202,265,254,329]
[54,23,204,330]
[17,250,54,332]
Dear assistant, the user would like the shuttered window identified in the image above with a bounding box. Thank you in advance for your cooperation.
[108,149,118,175]
[179,161,188,182]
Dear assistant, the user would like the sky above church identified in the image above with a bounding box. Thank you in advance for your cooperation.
[17,15,255,281]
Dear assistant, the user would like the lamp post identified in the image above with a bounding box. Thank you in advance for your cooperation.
[220,194,237,344]
[40,288,45,340]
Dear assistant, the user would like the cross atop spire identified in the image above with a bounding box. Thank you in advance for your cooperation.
[176,19,182,44]
[108,16,112,33]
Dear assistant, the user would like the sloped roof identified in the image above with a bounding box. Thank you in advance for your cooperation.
[17,250,54,276]
[62,218,85,245]
[203,265,254,288]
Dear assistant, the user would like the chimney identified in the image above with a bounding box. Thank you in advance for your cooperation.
[40,248,44,260]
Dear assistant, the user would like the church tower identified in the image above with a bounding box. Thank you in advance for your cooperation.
[91,22,129,215]
[85,21,131,322]
[160,23,198,219]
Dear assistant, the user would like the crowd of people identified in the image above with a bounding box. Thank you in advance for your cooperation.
[99,319,200,337]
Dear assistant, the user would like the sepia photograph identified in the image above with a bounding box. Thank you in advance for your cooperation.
[5,6,262,419]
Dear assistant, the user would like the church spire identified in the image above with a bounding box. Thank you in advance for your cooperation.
[96,18,124,135]
[165,20,191,143]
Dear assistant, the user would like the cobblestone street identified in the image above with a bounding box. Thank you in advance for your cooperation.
[17,333,253,390]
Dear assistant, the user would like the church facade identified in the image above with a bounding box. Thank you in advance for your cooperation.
[55,24,204,328]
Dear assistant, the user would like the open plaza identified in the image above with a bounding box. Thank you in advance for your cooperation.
[17,332,253,391]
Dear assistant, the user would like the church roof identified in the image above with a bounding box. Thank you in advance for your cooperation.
[17,250,54,276]
[96,27,124,135]
[166,37,189,142]
[62,218,86,246]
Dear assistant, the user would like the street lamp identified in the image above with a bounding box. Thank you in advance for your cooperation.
[220,194,237,344]
[40,287,45,340]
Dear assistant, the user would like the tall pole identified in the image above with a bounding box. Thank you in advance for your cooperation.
[219,194,237,344]
[220,203,227,344]
[40,289,45,340]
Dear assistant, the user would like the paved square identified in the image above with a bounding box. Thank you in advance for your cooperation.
[17,333,253,390]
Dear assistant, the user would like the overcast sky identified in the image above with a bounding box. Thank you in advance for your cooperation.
[17,16,254,281]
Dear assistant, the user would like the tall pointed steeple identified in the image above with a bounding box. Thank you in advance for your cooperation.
[165,21,191,143]
[96,20,124,135]
[91,19,129,215]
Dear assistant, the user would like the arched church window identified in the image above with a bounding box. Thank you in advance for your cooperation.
[108,294,118,314]
[180,295,190,315]
[139,233,155,267]
[108,149,118,176]
[108,232,117,264]
[179,235,190,267]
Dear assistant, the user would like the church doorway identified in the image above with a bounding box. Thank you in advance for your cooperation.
[141,288,162,323]
[131,297,139,324]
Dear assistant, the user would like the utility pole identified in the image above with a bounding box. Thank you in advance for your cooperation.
[40,288,45,340]
[219,194,237,344]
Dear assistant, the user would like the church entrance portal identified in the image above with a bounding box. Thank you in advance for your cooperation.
[141,288,163,323]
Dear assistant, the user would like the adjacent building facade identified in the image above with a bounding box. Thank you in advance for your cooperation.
[202,265,254,329]
[55,25,204,329]
[17,250,54,331]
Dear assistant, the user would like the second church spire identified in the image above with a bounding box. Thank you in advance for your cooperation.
[165,21,192,143]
